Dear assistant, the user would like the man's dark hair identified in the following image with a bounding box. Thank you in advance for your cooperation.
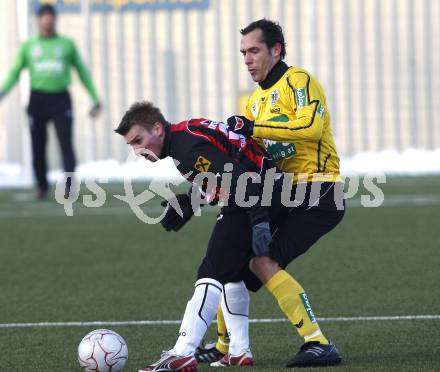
[37,4,57,17]
[115,101,167,136]
[241,19,286,59]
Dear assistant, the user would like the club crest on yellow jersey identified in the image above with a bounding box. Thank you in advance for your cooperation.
[270,89,280,106]
[270,89,281,113]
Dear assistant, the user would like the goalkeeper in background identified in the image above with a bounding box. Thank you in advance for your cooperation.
[195,19,344,368]
[0,4,101,200]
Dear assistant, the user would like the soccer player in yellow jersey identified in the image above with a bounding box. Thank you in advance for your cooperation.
[196,19,345,368]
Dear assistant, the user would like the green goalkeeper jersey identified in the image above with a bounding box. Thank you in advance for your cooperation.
[1,34,99,102]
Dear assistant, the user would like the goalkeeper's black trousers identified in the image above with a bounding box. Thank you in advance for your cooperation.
[27,90,75,193]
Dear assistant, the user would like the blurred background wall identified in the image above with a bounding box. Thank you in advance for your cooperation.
[0,0,439,180]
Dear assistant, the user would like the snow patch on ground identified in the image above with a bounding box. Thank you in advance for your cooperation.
[1,148,439,188]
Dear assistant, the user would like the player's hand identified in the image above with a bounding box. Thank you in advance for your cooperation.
[160,194,194,232]
[89,103,102,118]
[226,115,254,137]
[252,221,272,256]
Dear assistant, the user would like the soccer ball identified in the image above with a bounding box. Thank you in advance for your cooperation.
[78,329,128,372]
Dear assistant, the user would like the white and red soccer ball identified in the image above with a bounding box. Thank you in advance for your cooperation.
[78,329,128,372]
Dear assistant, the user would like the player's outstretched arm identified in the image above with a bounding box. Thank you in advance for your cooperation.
[0,43,27,97]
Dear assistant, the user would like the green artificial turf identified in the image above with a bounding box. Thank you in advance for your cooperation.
[0,176,439,371]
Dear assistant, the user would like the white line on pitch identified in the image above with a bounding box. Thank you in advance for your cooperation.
[0,315,439,329]
[2,194,440,219]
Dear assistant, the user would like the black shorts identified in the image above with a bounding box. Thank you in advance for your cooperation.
[197,209,253,285]
[197,182,345,292]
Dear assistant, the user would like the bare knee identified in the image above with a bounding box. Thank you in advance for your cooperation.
[249,256,281,284]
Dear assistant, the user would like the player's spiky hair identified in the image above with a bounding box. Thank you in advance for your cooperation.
[241,19,286,59]
[115,101,167,135]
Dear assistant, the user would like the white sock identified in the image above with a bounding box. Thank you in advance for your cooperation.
[173,278,222,356]
[221,281,250,355]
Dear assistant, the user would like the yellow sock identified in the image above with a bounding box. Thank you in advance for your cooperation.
[215,304,229,354]
[265,270,328,345]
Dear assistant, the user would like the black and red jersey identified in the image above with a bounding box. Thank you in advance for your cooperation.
[160,118,278,224]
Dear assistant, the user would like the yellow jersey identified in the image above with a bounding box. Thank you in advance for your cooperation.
[245,62,340,184]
